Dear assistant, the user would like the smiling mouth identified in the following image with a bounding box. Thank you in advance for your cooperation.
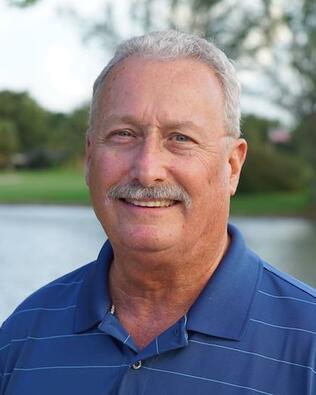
[121,199,177,208]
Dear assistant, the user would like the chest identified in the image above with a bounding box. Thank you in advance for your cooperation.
[2,328,314,395]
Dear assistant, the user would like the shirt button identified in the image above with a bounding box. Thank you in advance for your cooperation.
[132,360,142,370]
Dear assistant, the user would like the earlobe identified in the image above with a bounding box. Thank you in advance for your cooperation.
[229,138,247,196]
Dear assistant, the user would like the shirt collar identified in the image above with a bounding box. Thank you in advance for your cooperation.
[74,224,262,339]
[74,241,113,333]
[187,223,262,340]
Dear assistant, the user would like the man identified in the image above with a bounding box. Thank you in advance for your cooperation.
[0,31,315,394]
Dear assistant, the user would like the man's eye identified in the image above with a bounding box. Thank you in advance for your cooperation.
[172,134,191,142]
[108,130,135,140]
[116,130,132,137]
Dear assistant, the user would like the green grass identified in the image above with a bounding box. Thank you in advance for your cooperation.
[231,191,313,217]
[0,169,314,217]
[0,169,90,205]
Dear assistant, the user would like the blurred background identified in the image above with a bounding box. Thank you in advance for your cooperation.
[0,0,315,322]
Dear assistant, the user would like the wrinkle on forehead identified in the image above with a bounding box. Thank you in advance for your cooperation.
[100,114,202,133]
[95,56,226,136]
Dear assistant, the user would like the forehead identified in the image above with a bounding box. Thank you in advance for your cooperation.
[102,55,223,97]
[96,56,225,131]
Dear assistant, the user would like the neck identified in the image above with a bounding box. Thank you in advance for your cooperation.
[109,230,230,349]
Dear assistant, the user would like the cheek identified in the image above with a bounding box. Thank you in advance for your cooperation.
[188,155,229,191]
[90,150,126,187]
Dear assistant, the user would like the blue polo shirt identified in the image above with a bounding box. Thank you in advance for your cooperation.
[1,224,315,395]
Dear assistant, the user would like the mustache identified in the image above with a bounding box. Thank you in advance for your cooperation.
[107,181,191,208]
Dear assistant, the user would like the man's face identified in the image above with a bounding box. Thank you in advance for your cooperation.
[86,56,246,254]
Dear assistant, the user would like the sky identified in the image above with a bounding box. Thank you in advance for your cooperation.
[0,0,291,124]
[0,0,117,112]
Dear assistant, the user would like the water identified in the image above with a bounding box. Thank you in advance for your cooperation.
[0,205,315,323]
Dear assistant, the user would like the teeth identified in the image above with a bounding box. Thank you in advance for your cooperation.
[125,199,175,207]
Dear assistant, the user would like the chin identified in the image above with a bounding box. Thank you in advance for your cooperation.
[110,225,178,254]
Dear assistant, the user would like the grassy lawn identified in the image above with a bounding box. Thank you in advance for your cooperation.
[0,169,313,216]
[0,169,90,205]
[231,191,313,217]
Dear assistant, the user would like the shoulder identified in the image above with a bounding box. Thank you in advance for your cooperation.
[260,260,316,303]
[12,262,94,316]
[251,257,316,338]
[0,261,98,384]
[0,261,96,340]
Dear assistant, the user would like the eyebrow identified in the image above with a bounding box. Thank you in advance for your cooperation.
[101,114,200,132]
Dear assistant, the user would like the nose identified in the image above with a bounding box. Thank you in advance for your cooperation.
[131,135,168,187]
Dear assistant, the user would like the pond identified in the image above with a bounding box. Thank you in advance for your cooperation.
[0,205,315,323]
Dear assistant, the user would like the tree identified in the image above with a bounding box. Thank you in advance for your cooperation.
[7,0,39,7]
[52,105,89,166]
[0,119,19,168]
[265,0,316,199]
[239,115,311,193]
[0,91,87,168]
[0,91,50,152]
[79,0,280,60]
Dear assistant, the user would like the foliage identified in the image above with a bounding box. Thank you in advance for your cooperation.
[240,144,310,193]
[46,105,89,165]
[62,105,89,160]
[291,114,316,198]
[263,0,316,119]
[78,0,281,61]
[7,0,39,7]
[239,115,311,193]
[0,90,89,169]
[0,91,49,152]
[0,119,19,168]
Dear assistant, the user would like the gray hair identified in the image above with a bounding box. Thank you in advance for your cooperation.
[88,30,241,138]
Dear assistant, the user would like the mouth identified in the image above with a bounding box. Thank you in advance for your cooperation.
[120,198,178,208]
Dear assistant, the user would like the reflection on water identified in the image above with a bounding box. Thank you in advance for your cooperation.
[233,217,316,287]
[0,205,315,323]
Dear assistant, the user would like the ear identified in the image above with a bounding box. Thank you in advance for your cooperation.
[84,133,93,186]
[228,138,247,196]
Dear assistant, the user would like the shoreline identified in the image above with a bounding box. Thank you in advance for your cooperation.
[0,201,315,221]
